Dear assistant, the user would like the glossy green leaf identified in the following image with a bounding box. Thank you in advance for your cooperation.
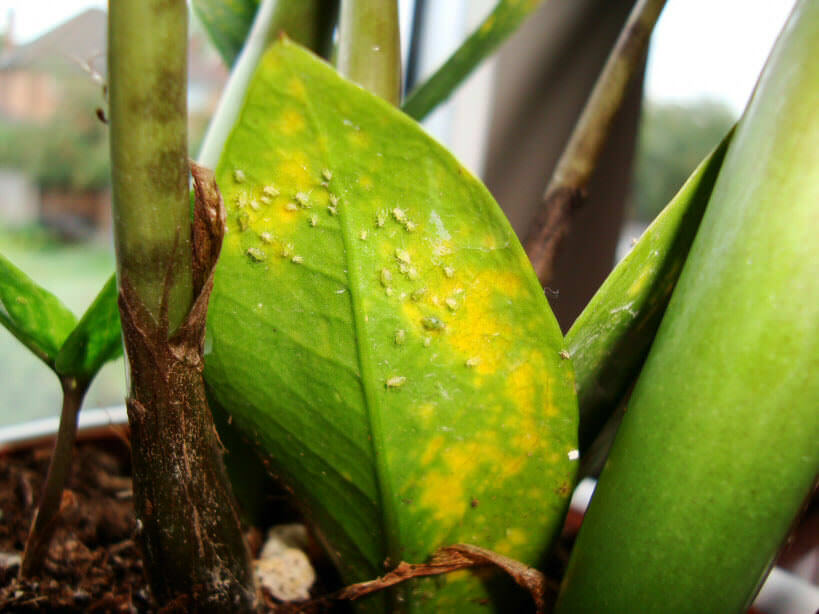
[0,252,77,368]
[204,39,577,611]
[192,0,260,67]
[55,274,122,383]
[566,130,732,453]
[556,2,819,612]
[402,0,546,121]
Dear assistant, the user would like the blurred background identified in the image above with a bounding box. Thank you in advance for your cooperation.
[0,0,794,426]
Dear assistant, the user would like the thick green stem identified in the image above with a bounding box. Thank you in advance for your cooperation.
[109,0,192,332]
[109,2,257,610]
[337,0,401,104]
[525,0,666,285]
[19,376,86,578]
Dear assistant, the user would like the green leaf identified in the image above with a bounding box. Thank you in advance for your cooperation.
[402,0,546,121]
[192,0,260,67]
[0,252,77,368]
[204,40,577,611]
[55,274,122,383]
[566,130,732,452]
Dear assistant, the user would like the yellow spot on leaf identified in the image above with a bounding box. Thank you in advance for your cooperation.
[277,108,305,135]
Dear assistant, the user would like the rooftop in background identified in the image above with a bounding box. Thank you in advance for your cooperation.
[1,8,105,73]
[0,7,227,121]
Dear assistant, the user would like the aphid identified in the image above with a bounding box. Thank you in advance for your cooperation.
[359,230,368,241]
[329,193,339,207]
[263,185,279,197]
[395,248,411,264]
[404,220,416,232]
[422,337,432,347]
[285,202,299,212]
[443,266,455,279]
[398,262,410,275]
[392,207,407,223]
[233,169,246,183]
[237,211,250,231]
[321,168,333,182]
[291,255,304,264]
[385,376,406,388]
[385,287,394,297]
[466,356,480,368]
[422,316,445,331]
[281,242,294,258]
[394,329,406,345]
[411,287,427,302]
[294,192,310,208]
[375,211,387,227]
[380,268,392,287]
[259,231,274,244]
[327,204,338,216]
[407,267,419,281]
[259,195,272,205]
[249,199,261,211]
[309,215,318,227]
[246,247,266,262]
[559,349,571,360]
[445,297,458,311]
[235,193,248,208]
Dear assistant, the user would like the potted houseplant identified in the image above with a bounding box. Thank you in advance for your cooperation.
[1,0,816,611]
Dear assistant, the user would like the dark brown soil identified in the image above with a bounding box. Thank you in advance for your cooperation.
[0,437,150,612]
[0,435,347,614]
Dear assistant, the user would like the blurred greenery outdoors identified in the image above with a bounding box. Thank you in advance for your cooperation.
[0,51,734,426]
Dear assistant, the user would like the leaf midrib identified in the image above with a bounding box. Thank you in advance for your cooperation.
[293,60,401,577]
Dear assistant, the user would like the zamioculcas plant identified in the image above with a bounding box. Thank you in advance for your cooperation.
[1,0,816,612]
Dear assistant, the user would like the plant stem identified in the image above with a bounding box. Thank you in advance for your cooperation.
[524,0,666,285]
[109,2,257,610]
[109,0,192,333]
[337,0,401,104]
[19,376,86,578]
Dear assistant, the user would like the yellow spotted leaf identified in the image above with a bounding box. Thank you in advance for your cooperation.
[204,39,577,612]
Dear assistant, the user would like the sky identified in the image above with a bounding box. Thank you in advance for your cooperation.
[0,0,798,115]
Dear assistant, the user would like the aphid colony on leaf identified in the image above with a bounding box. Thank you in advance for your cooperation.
[231,170,482,372]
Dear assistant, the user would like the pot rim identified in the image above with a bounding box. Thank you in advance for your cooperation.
[0,405,128,454]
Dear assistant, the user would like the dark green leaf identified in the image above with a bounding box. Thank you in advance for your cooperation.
[0,252,77,368]
[192,0,260,67]
[55,274,122,383]
[204,40,578,611]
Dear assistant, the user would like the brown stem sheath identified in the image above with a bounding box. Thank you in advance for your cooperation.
[525,0,667,285]
[19,376,87,578]
[119,165,257,612]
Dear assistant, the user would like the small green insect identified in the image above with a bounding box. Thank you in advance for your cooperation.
[386,376,406,388]
[422,316,445,331]
[246,247,266,262]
